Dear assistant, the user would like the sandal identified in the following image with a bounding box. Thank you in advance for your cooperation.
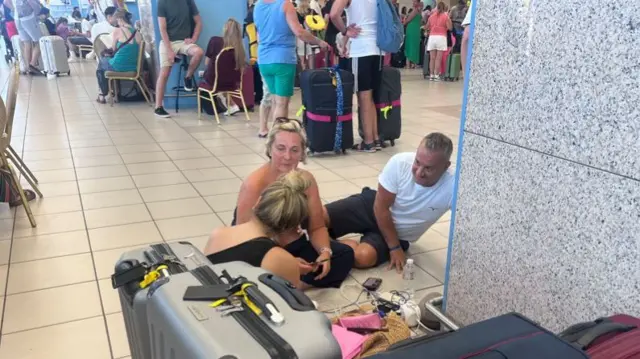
[258,132,268,138]
[352,142,376,153]
[9,189,36,207]
[96,95,106,104]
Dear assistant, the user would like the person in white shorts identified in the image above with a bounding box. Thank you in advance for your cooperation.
[13,0,42,73]
[461,1,472,78]
[424,1,452,80]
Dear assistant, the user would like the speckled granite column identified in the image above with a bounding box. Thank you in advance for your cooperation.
[445,0,640,331]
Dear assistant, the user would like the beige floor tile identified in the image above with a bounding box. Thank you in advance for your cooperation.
[0,264,7,293]
[116,143,162,154]
[182,167,238,182]
[93,244,155,280]
[30,169,76,183]
[70,146,119,158]
[24,158,74,171]
[132,171,189,188]
[32,181,79,197]
[126,161,178,175]
[89,221,163,251]
[16,195,81,217]
[217,153,266,166]
[81,189,143,210]
[106,312,131,359]
[156,214,222,240]
[310,169,344,183]
[207,144,255,156]
[7,253,95,294]
[192,178,242,196]
[407,230,449,256]
[305,276,362,313]
[22,149,72,161]
[121,151,170,164]
[228,164,264,179]
[317,180,362,198]
[78,176,136,194]
[138,183,200,203]
[84,204,151,229]
[198,137,242,148]
[350,263,441,293]
[158,141,204,151]
[0,218,13,240]
[173,157,224,170]
[75,165,129,180]
[204,193,239,213]
[412,249,448,282]
[0,317,112,359]
[165,148,212,160]
[349,176,379,189]
[216,210,234,225]
[0,240,9,265]
[98,278,122,314]
[3,282,102,334]
[147,197,213,220]
[313,157,364,169]
[70,137,114,148]
[335,165,380,179]
[108,129,149,139]
[11,231,90,263]
[13,211,85,238]
[430,221,451,237]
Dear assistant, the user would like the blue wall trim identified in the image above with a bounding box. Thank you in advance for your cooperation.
[442,0,478,312]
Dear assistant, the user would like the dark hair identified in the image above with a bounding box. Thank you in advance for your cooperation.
[56,17,68,26]
[401,6,407,14]
[426,5,432,11]
[104,6,117,17]
[39,7,50,16]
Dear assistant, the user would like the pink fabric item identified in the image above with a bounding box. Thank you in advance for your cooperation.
[339,313,383,330]
[441,34,456,74]
[428,11,450,36]
[332,324,368,359]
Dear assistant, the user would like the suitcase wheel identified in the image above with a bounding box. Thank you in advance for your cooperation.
[390,140,395,146]
[342,149,347,155]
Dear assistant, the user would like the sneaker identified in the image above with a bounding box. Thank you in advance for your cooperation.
[183,76,194,92]
[429,74,436,81]
[353,142,376,153]
[225,104,241,116]
[154,107,171,118]
[374,140,385,151]
[433,75,442,82]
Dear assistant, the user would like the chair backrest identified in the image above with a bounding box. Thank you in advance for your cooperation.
[213,47,243,92]
[135,41,146,78]
[4,65,19,141]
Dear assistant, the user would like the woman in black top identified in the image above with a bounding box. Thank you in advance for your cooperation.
[204,170,312,288]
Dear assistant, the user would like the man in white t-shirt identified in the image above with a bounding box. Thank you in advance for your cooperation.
[331,0,383,153]
[324,133,455,271]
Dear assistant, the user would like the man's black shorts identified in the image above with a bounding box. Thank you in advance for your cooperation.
[325,187,409,266]
[352,55,383,92]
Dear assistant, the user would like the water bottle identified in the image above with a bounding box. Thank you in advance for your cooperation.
[402,258,416,299]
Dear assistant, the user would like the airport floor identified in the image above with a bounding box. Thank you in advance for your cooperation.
[0,59,463,358]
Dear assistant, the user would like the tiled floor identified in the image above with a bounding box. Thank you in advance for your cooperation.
[0,58,462,358]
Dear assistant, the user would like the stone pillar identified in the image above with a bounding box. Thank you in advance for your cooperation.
[445,0,640,331]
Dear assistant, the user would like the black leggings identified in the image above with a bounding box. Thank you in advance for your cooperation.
[231,208,354,288]
[96,57,113,96]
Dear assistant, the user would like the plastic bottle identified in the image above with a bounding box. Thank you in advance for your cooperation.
[402,258,415,299]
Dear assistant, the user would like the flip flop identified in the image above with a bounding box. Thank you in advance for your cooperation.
[9,189,36,208]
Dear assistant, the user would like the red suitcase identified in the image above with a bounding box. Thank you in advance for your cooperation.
[233,64,255,110]
[560,314,640,359]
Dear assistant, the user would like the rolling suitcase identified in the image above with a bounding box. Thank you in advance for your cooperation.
[11,35,29,73]
[559,314,640,359]
[300,49,354,155]
[112,242,341,359]
[445,53,461,81]
[371,313,589,359]
[39,35,71,76]
[358,67,401,146]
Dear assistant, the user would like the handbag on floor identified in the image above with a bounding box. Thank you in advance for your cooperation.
[559,314,640,359]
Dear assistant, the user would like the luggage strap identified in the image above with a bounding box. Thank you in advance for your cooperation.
[191,266,298,359]
[331,66,344,152]
[574,322,636,349]
[375,99,402,119]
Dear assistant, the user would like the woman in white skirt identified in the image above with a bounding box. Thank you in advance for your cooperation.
[425,1,452,80]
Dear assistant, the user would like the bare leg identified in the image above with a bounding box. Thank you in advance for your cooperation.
[272,95,290,123]
[259,104,271,135]
[358,90,376,145]
[186,46,204,78]
[30,42,40,67]
[429,50,436,77]
[461,26,470,78]
[341,239,378,269]
[435,50,443,76]
[155,66,172,109]
[22,41,32,68]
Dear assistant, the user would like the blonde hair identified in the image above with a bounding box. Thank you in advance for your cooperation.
[113,9,132,25]
[436,1,446,13]
[297,0,310,15]
[265,118,308,163]
[254,170,311,234]
[223,19,246,71]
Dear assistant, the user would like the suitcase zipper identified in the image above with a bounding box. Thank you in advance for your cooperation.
[191,266,298,359]
[150,243,188,274]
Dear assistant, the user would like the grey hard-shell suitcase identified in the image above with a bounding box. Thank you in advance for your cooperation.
[112,242,341,359]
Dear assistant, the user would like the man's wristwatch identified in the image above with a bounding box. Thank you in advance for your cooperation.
[389,244,402,252]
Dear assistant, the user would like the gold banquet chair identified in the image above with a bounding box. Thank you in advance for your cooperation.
[197,47,251,124]
[105,41,153,106]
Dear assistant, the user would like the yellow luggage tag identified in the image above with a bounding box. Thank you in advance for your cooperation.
[380,105,393,119]
[139,265,169,289]
[296,105,306,117]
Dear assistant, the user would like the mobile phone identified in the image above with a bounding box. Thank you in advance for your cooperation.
[363,277,382,292]
[183,285,229,301]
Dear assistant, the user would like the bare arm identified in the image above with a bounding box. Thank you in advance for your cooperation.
[157,17,172,50]
[110,28,122,51]
[235,181,262,226]
[191,14,202,42]
[284,1,322,45]
[330,0,348,34]
[446,16,453,30]
[305,173,331,254]
[373,184,401,249]
[404,9,419,25]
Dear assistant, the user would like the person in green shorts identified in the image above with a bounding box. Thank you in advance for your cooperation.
[253,0,328,123]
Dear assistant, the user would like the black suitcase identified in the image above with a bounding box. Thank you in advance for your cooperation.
[300,66,354,155]
[359,67,401,146]
[370,313,589,359]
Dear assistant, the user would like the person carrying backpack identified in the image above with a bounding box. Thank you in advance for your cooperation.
[330,0,403,153]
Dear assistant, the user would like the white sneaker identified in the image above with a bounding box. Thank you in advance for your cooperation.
[225,104,241,116]
[86,51,96,60]
[433,75,442,81]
